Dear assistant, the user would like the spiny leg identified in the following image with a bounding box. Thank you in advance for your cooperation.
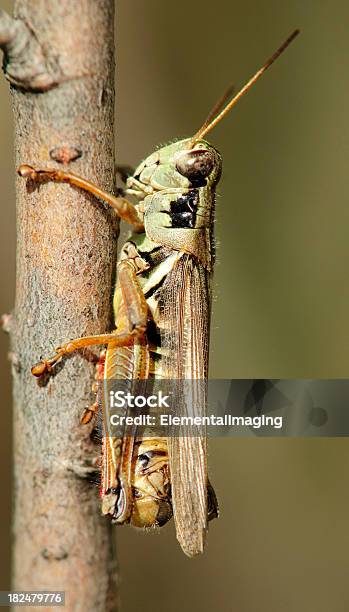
[17,164,144,231]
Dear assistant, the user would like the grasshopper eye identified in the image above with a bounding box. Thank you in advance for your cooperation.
[175,150,214,183]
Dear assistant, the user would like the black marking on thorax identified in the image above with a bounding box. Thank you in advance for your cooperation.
[170,189,199,229]
[135,244,174,268]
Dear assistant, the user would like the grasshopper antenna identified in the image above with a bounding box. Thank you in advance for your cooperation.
[191,29,300,145]
[197,84,235,134]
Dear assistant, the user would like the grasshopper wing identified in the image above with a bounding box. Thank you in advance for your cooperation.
[160,254,212,556]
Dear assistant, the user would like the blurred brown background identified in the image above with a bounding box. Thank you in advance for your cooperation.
[1,1,349,611]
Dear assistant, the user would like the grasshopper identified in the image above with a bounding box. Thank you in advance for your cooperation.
[18,30,299,557]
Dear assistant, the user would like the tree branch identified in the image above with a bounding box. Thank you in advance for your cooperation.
[1,1,119,609]
[0,8,58,91]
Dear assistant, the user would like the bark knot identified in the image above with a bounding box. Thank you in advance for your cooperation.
[50,145,83,164]
[0,9,59,91]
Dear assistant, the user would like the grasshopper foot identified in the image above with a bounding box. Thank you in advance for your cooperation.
[31,360,51,377]
[31,347,65,377]
[80,401,98,425]
[18,164,62,183]
[17,164,38,179]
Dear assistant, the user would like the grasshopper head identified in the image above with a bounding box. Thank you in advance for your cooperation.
[127,138,221,196]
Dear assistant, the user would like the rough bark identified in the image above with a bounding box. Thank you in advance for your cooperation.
[1,2,119,610]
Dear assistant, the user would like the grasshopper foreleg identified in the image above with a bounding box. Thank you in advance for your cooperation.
[17,164,144,231]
